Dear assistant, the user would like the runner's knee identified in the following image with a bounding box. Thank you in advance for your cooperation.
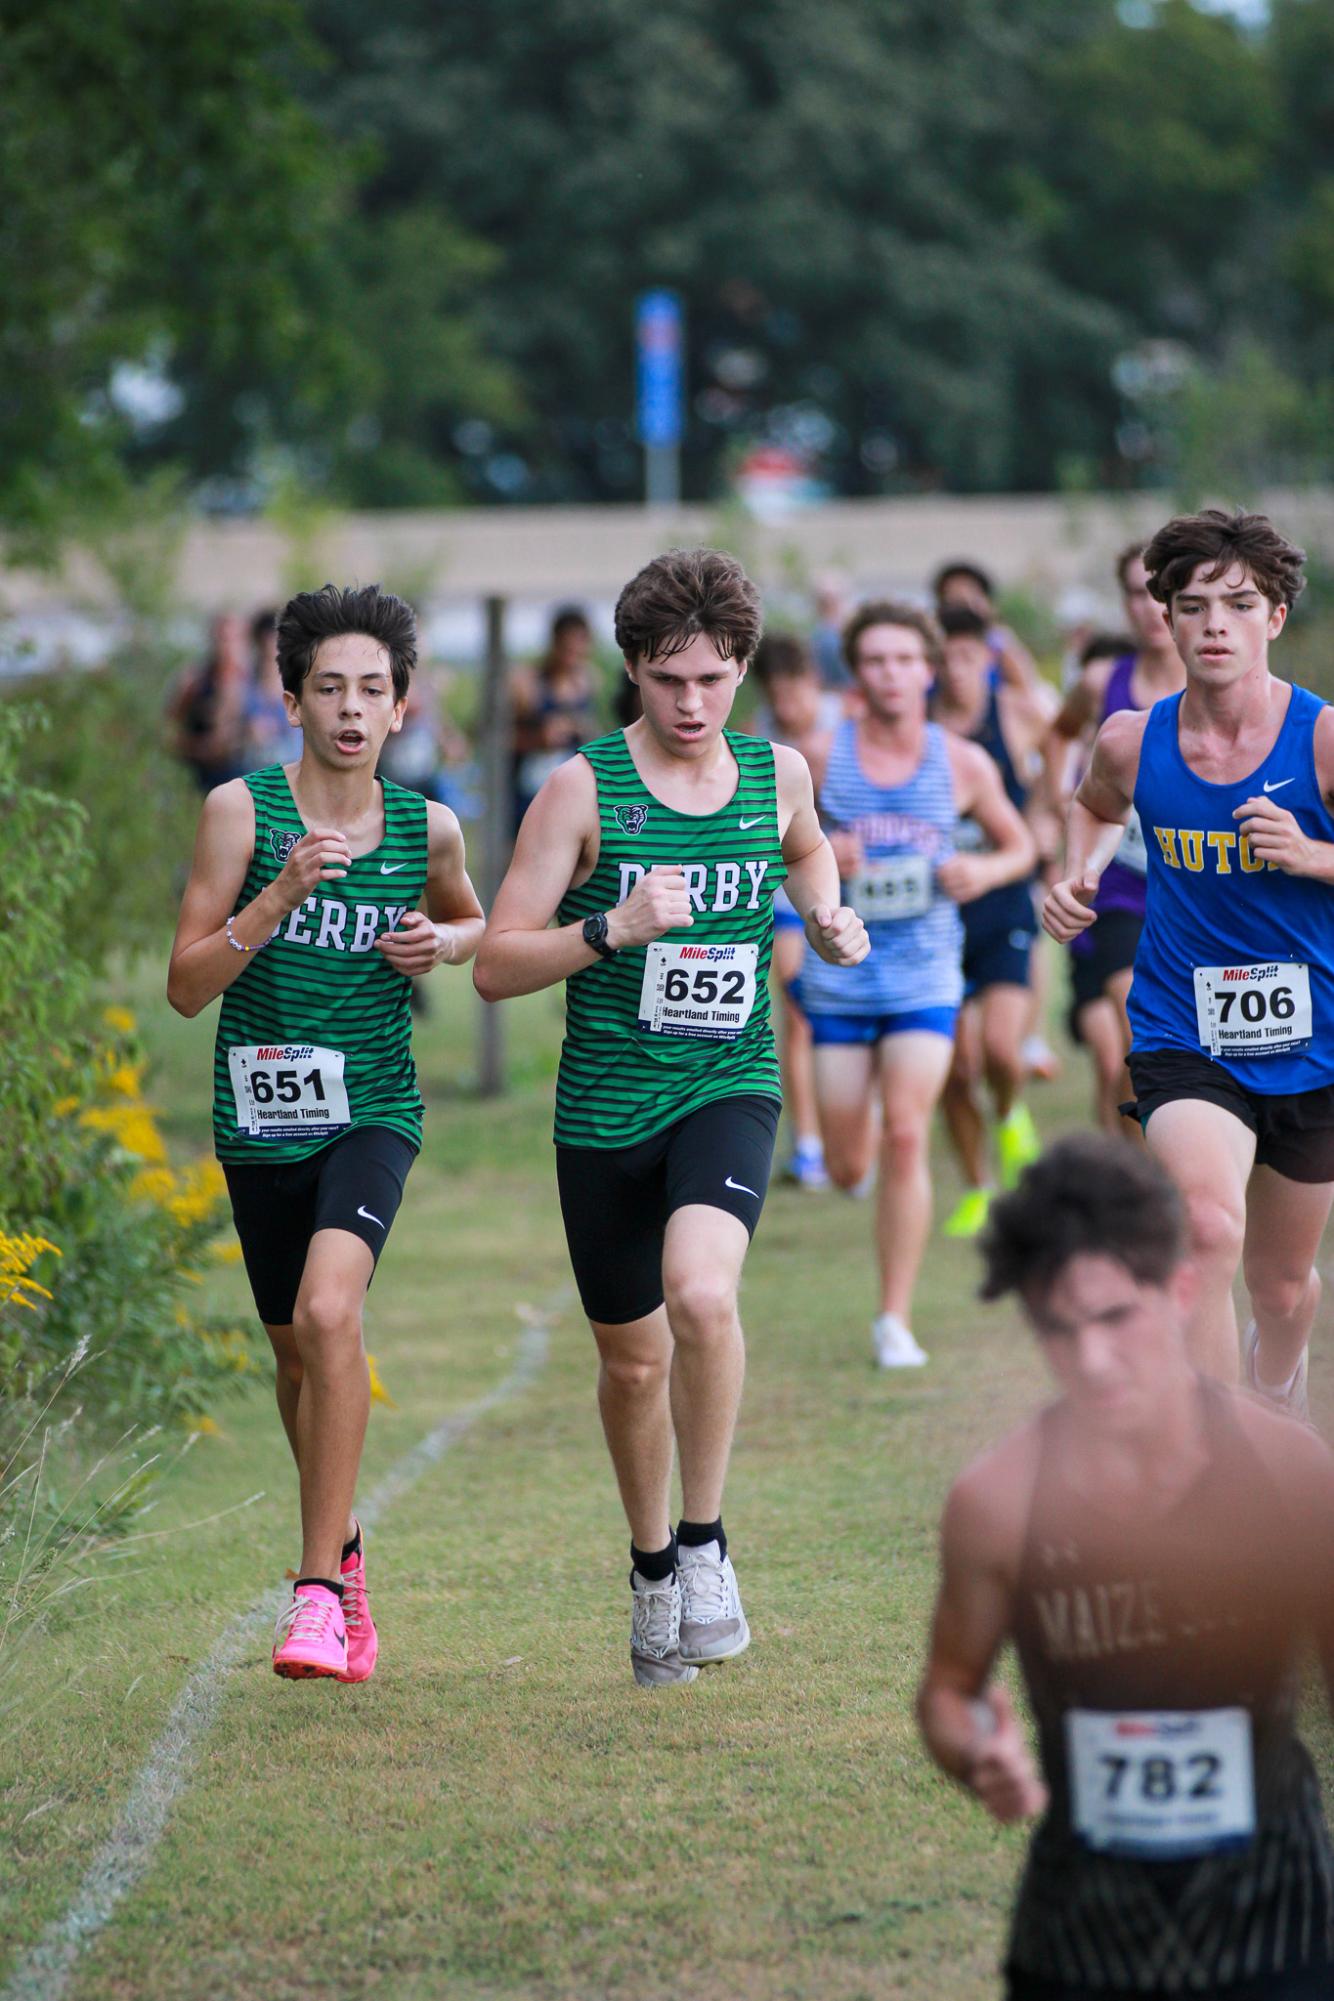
[292,1290,363,1357]
[664,1268,738,1339]
[1183,1188,1245,1270]
[1246,1259,1318,1327]
[598,1345,668,1395]
[881,1113,929,1178]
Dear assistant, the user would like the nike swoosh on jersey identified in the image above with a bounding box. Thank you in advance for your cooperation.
[1262,776,1295,794]
[380,862,409,873]
[724,1176,759,1198]
[357,1205,385,1228]
[738,816,765,830]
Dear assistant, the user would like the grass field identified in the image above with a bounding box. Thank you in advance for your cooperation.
[3,945,1331,2001]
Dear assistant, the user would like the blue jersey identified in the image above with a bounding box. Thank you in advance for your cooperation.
[801,719,963,1016]
[1128,683,1334,1093]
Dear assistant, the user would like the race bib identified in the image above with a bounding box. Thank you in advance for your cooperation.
[228,1043,351,1140]
[846,854,933,922]
[1116,808,1148,877]
[1193,962,1312,1058]
[637,942,758,1041]
[1067,1708,1255,1860]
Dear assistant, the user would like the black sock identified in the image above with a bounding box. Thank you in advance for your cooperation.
[294,1574,344,1600]
[341,1522,361,1563]
[677,1517,725,1559]
[630,1534,677,1584]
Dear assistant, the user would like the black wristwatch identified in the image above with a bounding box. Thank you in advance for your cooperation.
[582,912,618,961]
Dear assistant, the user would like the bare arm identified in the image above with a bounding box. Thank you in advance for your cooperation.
[472,756,695,1001]
[374,802,485,977]
[1042,708,1145,942]
[918,1446,1048,1825]
[1038,660,1108,814]
[1232,703,1334,886]
[937,738,1037,905]
[166,783,356,1018]
[774,744,868,967]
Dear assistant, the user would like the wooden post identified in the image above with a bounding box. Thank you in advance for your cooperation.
[476,594,510,1095]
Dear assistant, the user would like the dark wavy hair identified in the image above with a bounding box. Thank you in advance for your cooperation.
[1143,509,1306,613]
[277,583,418,701]
[614,548,762,668]
[980,1134,1186,1304]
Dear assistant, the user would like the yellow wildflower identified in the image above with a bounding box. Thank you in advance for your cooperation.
[102,1006,137,1036]
[131,1167,177,1204]
[79,1103,168,1164]
[212,1241,243,1265]
[51,1096,79,1118]
[104,1060,145,1099]
[367,1354,397,1409]
[183,1414,221,1436]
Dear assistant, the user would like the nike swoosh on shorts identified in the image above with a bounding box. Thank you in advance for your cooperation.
[357,1205,385,1228]
[724,1176,759,1199]
[1262,776,1295,794]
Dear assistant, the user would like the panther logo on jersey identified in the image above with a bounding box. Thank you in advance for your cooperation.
[270,829,301,865]
[614,804,650,836]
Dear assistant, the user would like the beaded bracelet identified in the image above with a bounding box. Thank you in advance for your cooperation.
[225,915,264,955]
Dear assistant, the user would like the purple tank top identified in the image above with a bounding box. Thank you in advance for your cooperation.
[1090,654,1148,920]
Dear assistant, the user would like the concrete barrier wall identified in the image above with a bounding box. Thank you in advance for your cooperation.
[6,489,1333,616]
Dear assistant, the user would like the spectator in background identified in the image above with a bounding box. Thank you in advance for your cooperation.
[511,605,598,828]
[167,611,251,792]
[810,571,853,690]
[242,608,304,770]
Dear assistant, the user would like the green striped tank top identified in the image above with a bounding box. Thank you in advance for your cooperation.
[554,730,785,1148]
[212,765,428,1163]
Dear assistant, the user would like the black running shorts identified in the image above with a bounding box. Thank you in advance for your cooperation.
[1068,909,1143,1020]
[222,1125,417,1326]
[1126,1048,1334,1185]
[555,1093,781,1326]
[1008,1965,1332,2001]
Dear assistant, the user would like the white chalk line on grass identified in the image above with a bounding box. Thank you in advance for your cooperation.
[3,1302,560,2001]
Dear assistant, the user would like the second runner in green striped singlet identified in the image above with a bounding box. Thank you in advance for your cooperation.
[475,547,869,1690]
[555,728,785,1148]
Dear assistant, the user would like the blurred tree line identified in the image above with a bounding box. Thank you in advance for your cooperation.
[4,0,1331,539]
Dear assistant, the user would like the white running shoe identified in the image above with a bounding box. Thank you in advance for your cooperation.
[1241,1317,1310,1423]
[677,1543,750,1664]
[629,1573,699,1688]
[872,1313,928,1369]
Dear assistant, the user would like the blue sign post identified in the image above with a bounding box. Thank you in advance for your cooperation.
[636,290,683,507]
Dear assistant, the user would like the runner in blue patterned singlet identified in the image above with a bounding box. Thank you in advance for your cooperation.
[803,601,1033,1370]
[1045,510,1334,1400]
[1043,545,1185,1135]
[933,603,1052,1235]
[920,1135,1334,2001]
[168,584,484,1684]
[475,549,868,1688]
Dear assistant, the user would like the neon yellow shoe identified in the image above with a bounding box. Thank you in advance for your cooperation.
[943,1187,992,1238]
[997,1103,1040,1189]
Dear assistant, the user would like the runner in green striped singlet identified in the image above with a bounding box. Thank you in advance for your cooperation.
[475,548,869,1687]
[168,584,484,1685]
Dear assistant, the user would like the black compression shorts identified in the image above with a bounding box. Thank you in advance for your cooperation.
[222,1124,416,1325]
[555,1093,781,1326]
[1126,1049,1334,1185]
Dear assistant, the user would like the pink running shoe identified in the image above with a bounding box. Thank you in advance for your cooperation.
[272,1582,347,1679]
[336,1526,378,1684]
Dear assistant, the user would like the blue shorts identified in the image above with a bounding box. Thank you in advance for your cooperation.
[808,1006,959,1047]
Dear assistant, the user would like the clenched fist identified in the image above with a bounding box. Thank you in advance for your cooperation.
[806,903,870,966]
[605,864,695,949]
[1042,871,1100,942]
[274,827,352,912]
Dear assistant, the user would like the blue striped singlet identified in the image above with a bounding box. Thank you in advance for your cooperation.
[801,719,963,1016]
[1128,683,1334,1092]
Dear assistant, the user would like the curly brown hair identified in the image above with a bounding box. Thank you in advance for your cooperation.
[614,548,762,667]
[842,600,944,675]
[1143,509,1306,612]
[980,1134,1186,1305]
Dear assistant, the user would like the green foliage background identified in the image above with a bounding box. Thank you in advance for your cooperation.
[3,0,1332,534]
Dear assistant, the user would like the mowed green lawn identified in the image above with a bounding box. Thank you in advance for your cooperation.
[3,943,1331,2001]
